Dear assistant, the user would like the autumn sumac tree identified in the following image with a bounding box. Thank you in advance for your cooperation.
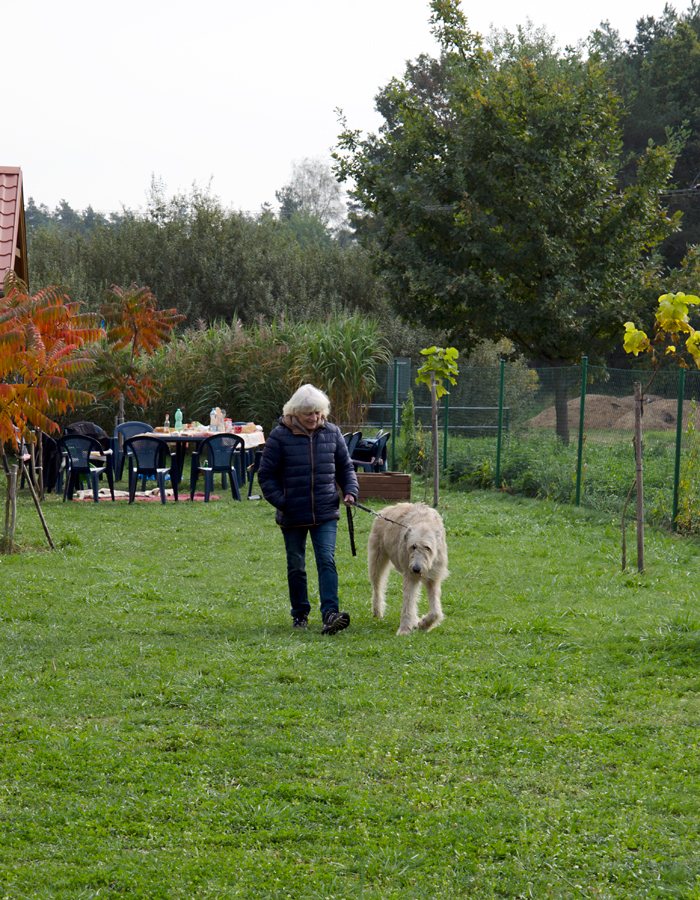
[0,271,103,446]
[335,0,682,444]
[92,283,185,409]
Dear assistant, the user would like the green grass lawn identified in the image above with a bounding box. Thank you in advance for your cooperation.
[2,480,700,899]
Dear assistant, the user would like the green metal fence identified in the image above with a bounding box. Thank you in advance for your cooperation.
[361,359,700,530]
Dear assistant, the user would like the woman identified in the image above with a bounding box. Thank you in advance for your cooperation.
[258,384,359,633]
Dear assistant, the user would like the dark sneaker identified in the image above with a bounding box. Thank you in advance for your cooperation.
[321,610,350,635]
[292,616,308,629]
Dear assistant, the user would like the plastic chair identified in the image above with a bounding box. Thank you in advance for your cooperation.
[113,421,154,482]
[123,436,178,505]
[344,431,362,459]
[352,432,390,473]
[57,435,115,502]
[189,433,244,502]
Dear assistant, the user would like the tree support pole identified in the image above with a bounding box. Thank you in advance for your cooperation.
[672,367,685,532]
[495,359,505,489]
[19,455,55,550]
[575,356,588,506]
[634,382,644,572]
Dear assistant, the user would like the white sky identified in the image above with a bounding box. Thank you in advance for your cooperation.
[5,0,676,215]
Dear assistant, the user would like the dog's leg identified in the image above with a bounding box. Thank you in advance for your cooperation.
[417,577,444,631]
[397,574,420,635]
[368,543,391,619]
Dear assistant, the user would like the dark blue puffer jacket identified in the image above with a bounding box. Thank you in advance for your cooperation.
[258,418,359,527]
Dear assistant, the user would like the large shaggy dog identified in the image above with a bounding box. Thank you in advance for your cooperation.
[367,502,449,635]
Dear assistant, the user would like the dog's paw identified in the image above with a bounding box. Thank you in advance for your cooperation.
[417,613,443,632]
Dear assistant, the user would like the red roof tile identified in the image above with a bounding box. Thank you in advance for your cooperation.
[0,166,28,290]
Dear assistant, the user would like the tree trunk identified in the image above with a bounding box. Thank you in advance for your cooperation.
[552,366,570,447]
[431,372,439,507]
[634,381,644,573]
[3,465,18,553]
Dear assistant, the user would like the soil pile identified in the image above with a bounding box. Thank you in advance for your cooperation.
[528,393,698,431]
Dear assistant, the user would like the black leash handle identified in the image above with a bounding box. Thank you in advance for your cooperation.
[346,505,356,556]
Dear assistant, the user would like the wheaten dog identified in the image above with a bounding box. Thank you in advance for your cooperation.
[368,502,449,635]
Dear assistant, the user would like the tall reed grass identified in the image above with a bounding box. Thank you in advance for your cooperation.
[65,313,391,435]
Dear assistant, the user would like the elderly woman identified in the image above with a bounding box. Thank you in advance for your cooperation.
[258,384,359,633]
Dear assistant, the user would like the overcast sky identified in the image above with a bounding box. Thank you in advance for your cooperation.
[5,0,676,215]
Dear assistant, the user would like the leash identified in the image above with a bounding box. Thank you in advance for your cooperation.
[346,499,411,557]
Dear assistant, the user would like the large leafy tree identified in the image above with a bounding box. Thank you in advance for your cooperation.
[591,5,700,270]
[335,0,682,442]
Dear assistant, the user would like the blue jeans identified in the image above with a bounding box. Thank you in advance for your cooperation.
[282,520,339,620]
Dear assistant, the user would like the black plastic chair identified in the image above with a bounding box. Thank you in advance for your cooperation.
[190,433,244,502]
[113,421,154,482]
[352,432,390,473]
[57,435,115,502]
[123,436,178,505]
[343,431,362,459]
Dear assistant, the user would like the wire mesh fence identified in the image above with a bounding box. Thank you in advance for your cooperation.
[360,360,700,532]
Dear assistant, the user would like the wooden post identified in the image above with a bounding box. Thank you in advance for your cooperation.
[431,372,439,507]
[4,465,18,552]
[36,427,44,502]
[634,382,644,573]
[18,455,55,550]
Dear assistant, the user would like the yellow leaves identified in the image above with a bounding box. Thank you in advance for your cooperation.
[686,330,700,368]
[655,291,700,333]
[622,322,650,356]
[623,293,700,370]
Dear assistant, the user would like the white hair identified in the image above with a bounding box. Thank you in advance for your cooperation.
[283,384,331,418]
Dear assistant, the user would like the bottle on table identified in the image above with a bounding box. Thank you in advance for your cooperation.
[164,414,170,433]
[209,408,217,432]
[175,408,183,430]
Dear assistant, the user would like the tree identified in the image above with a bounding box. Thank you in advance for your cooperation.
[0,271,103,550]
[89,284,185,417]
[335,0,682,444]
[0,271,101,444]
[415,346,458,506]
[621,291,700,571]
[276,157,347,229]
[590,5,700,270]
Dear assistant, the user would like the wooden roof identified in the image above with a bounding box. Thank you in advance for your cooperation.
[0,166,28,292]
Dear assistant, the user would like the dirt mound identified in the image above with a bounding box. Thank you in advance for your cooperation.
[528,393,697,431]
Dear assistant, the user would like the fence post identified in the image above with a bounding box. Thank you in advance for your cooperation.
[495,359,505,489]
[634,381,645,573]
[575,356,588,506]
[443,390,449,473]
[672,367,685,532]
[391,360,399,471]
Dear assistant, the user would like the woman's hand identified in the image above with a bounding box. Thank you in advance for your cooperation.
[343,494,356,507]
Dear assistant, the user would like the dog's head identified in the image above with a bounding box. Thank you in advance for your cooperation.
[404,524,439,576]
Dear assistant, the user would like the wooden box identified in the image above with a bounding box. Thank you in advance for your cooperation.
[356,472,411,502]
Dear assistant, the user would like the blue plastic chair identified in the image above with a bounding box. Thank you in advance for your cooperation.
[113,421,154,482]
[57,435,115,502]
[189,433,244,502]
[123,436,178,505]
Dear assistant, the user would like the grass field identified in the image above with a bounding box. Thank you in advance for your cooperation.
[2,479,700,899]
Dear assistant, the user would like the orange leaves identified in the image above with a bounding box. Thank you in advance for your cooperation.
[93,283,185,408]
[0,272,104,444]
[101,284,184,363]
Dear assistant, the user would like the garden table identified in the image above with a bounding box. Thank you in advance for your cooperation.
[133,429,265,487]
